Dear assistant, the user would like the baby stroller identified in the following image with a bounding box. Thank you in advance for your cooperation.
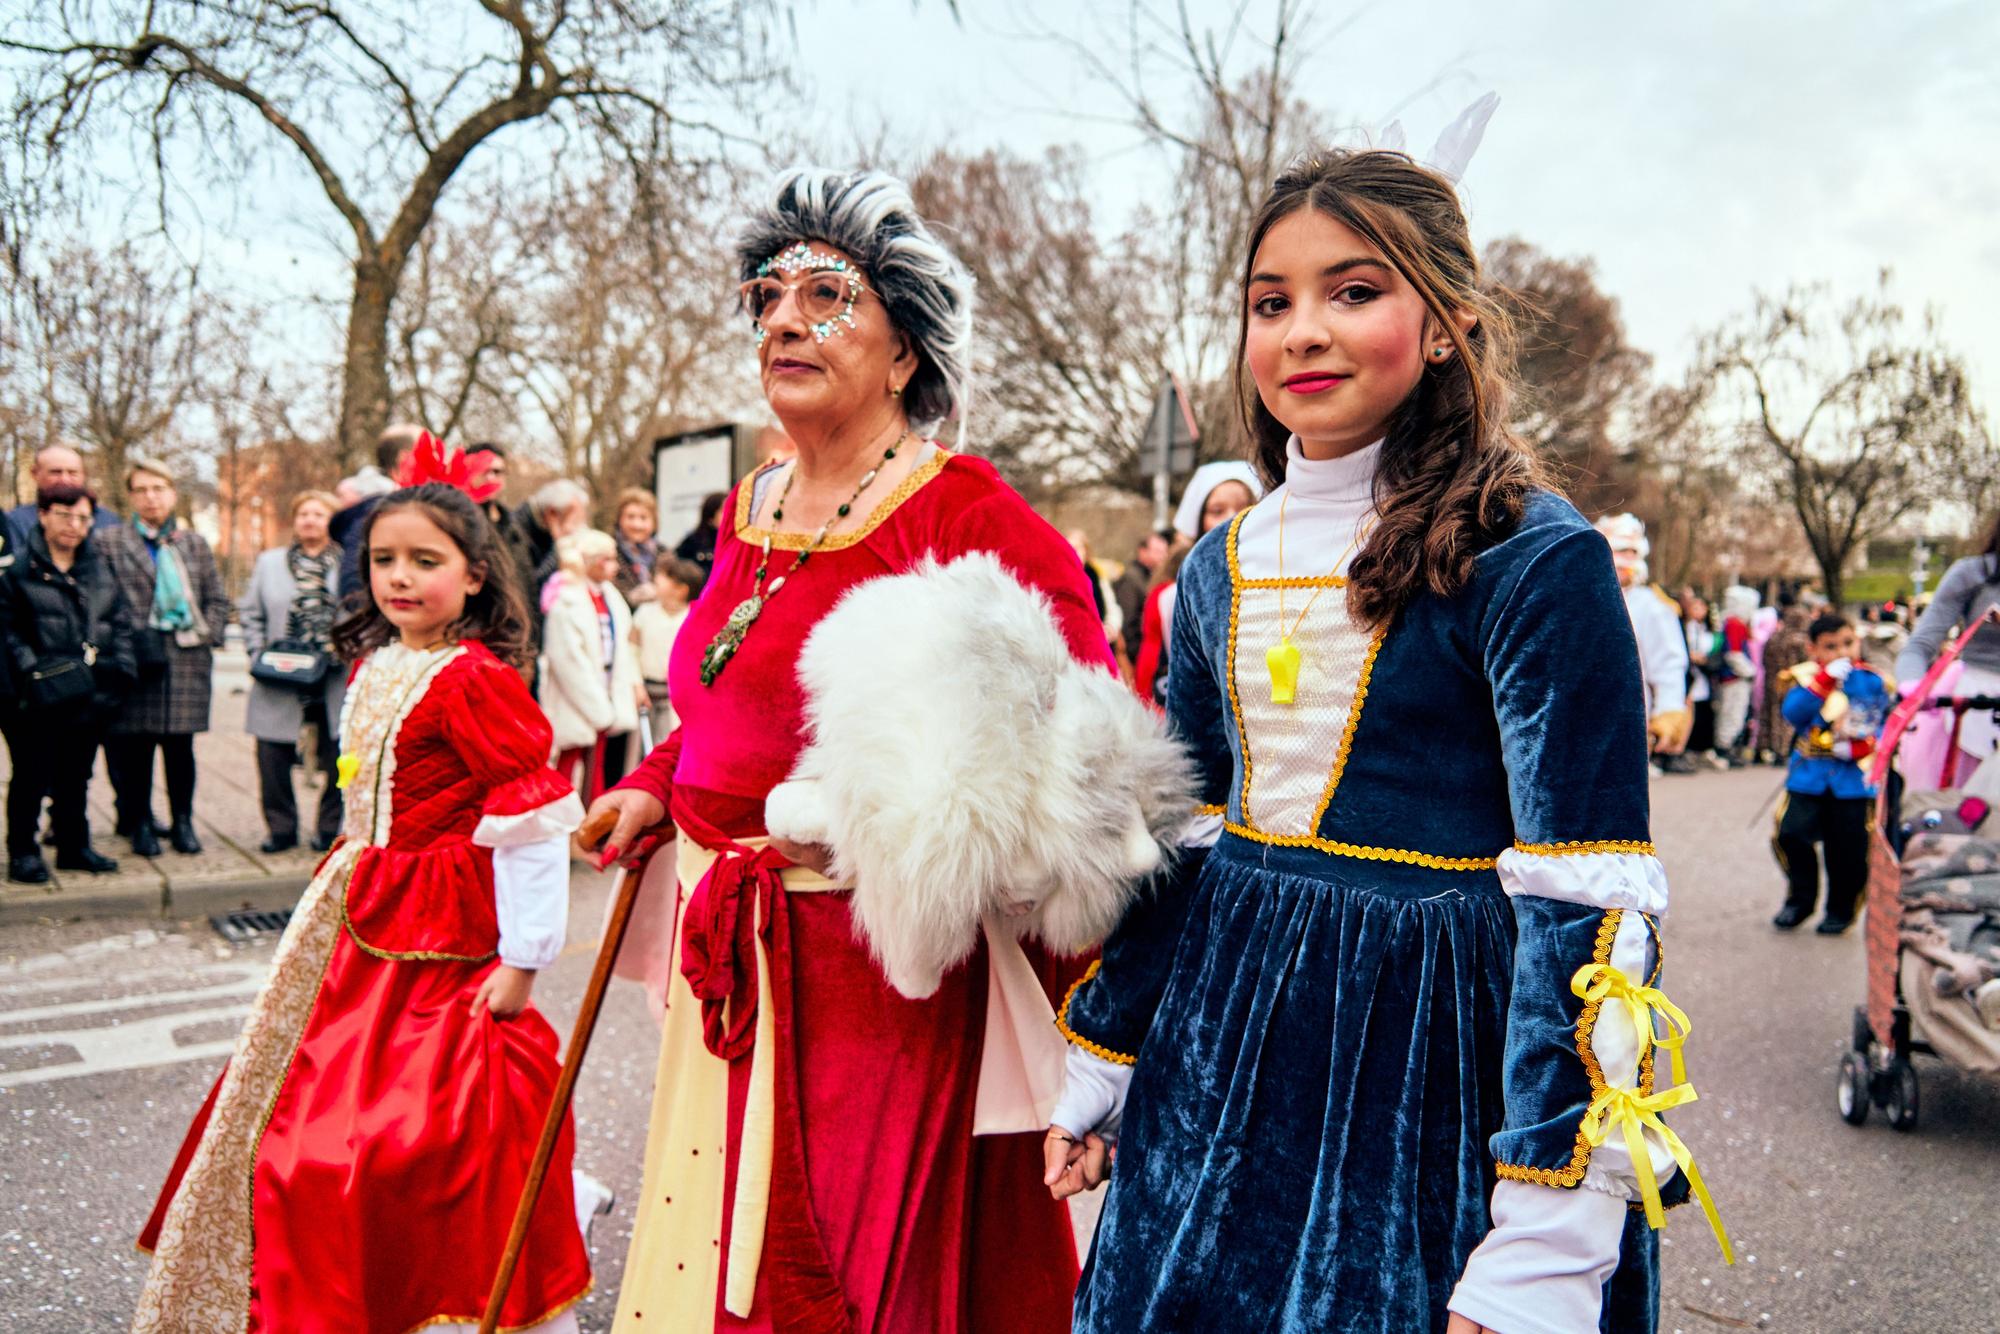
[1837,609,2000,1131]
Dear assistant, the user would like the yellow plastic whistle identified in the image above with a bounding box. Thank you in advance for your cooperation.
[1266,639,1301,705]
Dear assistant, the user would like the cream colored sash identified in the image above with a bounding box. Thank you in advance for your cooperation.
[610,836,1066,1328]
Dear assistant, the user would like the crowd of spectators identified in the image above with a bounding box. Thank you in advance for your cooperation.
[0,429,716,883]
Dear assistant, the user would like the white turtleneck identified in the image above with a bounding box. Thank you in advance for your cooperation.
[1232,434,1382,582]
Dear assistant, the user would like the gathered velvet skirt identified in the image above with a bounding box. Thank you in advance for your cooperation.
[1072,833,1659,1334]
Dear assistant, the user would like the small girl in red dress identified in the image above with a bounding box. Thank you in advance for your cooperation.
[135,456,592,1334]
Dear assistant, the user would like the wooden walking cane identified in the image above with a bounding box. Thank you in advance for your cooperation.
[476,805,656,1334]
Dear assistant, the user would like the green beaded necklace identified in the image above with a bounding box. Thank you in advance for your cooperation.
[699,429,916,685]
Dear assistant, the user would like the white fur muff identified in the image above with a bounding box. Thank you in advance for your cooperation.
[763,552,1196,998]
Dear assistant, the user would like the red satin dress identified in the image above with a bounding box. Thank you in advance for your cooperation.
[135,641,590,1333]
[611,448,1109,1333]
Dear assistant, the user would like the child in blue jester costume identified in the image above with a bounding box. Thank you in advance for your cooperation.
[1772,611,1893,934]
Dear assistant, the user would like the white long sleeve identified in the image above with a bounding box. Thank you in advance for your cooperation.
[474,793,584,972]
[490,837,570,970]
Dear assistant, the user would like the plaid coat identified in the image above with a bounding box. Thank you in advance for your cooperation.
[96,522,231,735]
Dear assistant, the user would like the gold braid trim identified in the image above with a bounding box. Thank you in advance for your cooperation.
[1512,839,1658,857]
[396,1277,594,1333]
[734,446,950,551]
[1054,960,1139,1066]
[1192,803,1226,818]
[1222,511,1256,822]
[1222,822,1498,871]
[1494,908,1622,1188]
[1306,630,1385,831]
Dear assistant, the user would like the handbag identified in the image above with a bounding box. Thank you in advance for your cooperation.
[26,651,96,708]
[250,638,331,689]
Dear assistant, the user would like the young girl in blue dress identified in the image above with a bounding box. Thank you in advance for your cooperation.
[1045,150,1725,1333]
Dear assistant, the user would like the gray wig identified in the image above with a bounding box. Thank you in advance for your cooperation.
[736,168,975,439]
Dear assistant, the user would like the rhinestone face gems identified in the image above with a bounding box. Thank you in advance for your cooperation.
[742,243,869,345]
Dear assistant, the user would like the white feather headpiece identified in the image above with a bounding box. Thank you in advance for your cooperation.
[1374,92,1500,184]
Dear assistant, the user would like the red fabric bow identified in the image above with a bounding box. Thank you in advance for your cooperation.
[396,431,503,503]
[679,836,792,1060]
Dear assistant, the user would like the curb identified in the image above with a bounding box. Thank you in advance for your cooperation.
[0,874,310,927]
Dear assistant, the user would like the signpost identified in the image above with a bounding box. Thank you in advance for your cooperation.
[1144,375,1200,531]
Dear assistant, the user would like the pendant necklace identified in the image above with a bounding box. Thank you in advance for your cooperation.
[1267,490,1371,705]
[700,429,914,685]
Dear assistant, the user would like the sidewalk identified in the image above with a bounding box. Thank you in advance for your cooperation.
[0,643,321,924]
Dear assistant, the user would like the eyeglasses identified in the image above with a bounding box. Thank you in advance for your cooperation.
[737,269,875,339]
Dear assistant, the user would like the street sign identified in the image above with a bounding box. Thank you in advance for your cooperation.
[1145,375,1200,529]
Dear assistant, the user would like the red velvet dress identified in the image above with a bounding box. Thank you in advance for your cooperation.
[611,448,1109,1333]
[135,642,590,1334]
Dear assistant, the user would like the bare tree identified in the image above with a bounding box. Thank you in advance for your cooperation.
[1485,237,1650,513]
[2,0,775,469]
[910,147,1172,498]
[1700,276,1981,604]
[15,240,203,502]
[1028,0,1333,458]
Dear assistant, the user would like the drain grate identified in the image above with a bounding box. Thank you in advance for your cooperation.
[211,909,293,944]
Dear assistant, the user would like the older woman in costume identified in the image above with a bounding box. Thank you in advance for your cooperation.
[588,169,1133,1333]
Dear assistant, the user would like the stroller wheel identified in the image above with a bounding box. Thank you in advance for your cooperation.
[1837,1051,1870,1125]
[1884,1058,1920,1132]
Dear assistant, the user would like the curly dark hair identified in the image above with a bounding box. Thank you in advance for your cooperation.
[331,483,533,668]
[1236,149,1550,628]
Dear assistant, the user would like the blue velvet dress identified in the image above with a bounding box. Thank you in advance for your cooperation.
[1064,491,1690,1333]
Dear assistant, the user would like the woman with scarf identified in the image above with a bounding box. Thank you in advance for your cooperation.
[96,457,232,857]
[239,490,346,854]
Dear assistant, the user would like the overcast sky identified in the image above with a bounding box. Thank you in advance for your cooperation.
[104,0,2000,423]
[788,0,2000,392]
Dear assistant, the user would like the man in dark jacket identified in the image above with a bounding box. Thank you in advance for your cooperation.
[5,445,119,546]
[0,484,135,881]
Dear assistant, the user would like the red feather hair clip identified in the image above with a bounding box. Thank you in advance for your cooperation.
[395,431,503,504]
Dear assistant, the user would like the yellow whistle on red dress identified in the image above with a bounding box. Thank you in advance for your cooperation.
[1266,639,1301,704]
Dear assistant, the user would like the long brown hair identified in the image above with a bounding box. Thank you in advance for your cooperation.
[1235,149,1549,627]
[331,483,533,668]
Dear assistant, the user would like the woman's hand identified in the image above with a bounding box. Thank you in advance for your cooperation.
[581,787,667,869]
[1042,1126,1113,1200]
[472,965,535,1019]
[768,837,835,876]
[1444,1315,1496,1334]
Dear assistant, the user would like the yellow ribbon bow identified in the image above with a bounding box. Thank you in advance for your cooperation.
[1579,1084,1733,1264]
[335,753,359,790]
[1569,960,1731,1263]
[1571,961,1694,1089]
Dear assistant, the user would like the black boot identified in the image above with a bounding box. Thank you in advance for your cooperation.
[130,824,162,857]
[8,853,49,884]
[56,846,118,874]
[1772,903,1809,930]
[168,819,202,855]
[260,834,299,855]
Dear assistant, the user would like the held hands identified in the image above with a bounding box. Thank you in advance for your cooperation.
[1043,1126,1114,1201]
[1445,1316,1497,1334]
[471,964,536,1019]
[767,837,836,876]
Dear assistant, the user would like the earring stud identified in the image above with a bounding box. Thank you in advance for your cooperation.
[889,383,903,398]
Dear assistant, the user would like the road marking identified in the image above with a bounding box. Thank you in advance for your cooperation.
[0,960,267,1089]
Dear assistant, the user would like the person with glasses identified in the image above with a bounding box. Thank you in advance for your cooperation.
[0,485,136,882]
[584,168,1115,1333]
[94,457,232,857]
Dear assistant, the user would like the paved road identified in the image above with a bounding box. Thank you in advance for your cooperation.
[2,768,1994,1331]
